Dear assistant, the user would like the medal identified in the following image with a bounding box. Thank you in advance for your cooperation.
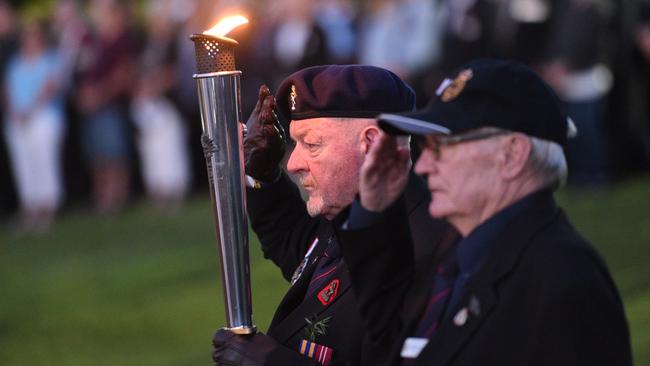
[291,237,319,285]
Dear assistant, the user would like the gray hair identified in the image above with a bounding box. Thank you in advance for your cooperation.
[525,136,568,191]
[476,126,568,190]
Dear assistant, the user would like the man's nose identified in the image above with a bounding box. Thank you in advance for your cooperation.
[286,146,308,173]
[414,148,437,177]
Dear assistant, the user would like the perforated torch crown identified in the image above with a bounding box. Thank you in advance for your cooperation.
[189,34,238,73]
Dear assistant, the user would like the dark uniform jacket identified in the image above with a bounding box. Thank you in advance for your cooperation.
[338,190,632,366]
[246,171,449,365]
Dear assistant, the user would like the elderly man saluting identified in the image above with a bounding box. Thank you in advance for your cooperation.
[212,65,449,365]
[338,59,632,366]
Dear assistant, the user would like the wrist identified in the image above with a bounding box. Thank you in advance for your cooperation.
[246,170,282,189]
[346,198,387,230]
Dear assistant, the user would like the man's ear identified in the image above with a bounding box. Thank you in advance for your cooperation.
[499,133,532,180]
[360,125,380,154]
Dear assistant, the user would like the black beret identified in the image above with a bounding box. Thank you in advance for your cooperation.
[378,59,573,146]
[275,65,416,125]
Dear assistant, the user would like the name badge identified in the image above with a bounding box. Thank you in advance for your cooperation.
[400,337,429,359]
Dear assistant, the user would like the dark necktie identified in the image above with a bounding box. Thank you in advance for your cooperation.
[401,253,459,365]
[412,252,460,337]
[305,237,342,297]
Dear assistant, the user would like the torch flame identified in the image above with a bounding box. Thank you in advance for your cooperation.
[203,15,249,38]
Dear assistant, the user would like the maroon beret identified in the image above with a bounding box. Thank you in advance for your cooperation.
[275,65,415,126]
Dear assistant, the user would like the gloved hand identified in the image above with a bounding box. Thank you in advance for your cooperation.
[243,85,287,183]
[212,329,279,366]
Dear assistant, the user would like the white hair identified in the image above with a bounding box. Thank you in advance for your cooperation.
[473,126,568,190]
[525,136,568,191]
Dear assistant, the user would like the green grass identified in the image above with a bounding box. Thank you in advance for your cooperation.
[1,177,649,365]
[0,197,287,365]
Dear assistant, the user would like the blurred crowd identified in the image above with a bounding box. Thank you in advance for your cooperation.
[1,0,650,233]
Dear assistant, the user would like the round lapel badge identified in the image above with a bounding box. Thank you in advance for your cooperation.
[453,307,469,327]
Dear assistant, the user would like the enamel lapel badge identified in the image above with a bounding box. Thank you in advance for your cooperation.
[453,307,469,327]
[318,279,340,306]
[453,295,482,327]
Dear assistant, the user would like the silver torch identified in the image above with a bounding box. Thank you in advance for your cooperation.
[189,17,256,334]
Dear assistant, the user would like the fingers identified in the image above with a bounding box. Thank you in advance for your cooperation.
[260,95,276,122]
[212,329,239,365]
[260,95,287,143]
[254,85,271,114]
[367,133,401,168]
[212,347,224,364]
[213,329,236,348]
[363,132,410,183]
[371,133,397,156]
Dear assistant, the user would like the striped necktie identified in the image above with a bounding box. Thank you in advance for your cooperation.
[305,237,342,297]
[401,253,459,365]
[414,252,459,337]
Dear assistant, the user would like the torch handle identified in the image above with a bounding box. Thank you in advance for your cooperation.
[195,71,256,334]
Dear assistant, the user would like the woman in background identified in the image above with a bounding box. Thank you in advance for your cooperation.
[76,0,137,214]
[3,18,65,232]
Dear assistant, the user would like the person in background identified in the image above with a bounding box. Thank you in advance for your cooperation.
[52,0,89,92]
[130,0,191,210]
[540,0,614,187]
[2,18,66,232]
[253,0,331,89]
[633,0,650,165]
[313,0,358,65]
[76,0,137,214]
[358,0,444,105]
[0,0,19,218]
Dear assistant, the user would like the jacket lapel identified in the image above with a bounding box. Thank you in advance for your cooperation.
[413,283,498,365]
[413,192,559,366]
[268,237,328,330]
[385,230,459,363]
[268,264,351,343]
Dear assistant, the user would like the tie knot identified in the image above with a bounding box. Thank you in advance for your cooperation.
[436,252,459,276]
[324,237,341,259]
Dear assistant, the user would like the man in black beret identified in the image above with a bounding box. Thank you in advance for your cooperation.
[211,65,451,365]
[336,59,632,365]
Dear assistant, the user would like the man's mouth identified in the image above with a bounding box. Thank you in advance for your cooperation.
[300,178,315,191]
[302,185,315,194]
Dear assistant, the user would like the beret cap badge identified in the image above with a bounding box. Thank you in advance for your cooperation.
[290,85,298,111]
[437,69,473,102]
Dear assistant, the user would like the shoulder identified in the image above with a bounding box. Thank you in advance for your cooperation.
[521,210,620,301]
